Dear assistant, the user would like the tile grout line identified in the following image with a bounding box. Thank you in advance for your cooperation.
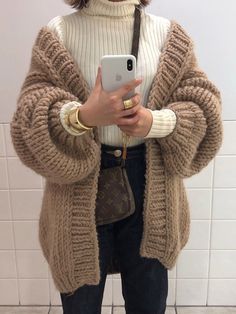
[175,258,178,307]
[3,124,21,305]
[206,156,216,305]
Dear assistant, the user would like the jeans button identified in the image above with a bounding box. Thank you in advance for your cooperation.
[114,149,122,157]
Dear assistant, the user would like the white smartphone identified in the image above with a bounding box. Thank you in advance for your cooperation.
[101,54,137,101]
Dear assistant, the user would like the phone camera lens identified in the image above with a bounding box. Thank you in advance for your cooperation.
[127,59,133,71]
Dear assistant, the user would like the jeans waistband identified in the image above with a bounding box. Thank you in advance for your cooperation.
[101,142,146,160]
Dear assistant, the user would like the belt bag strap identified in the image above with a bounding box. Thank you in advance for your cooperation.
[95,6,142,227]
[131,6,141,62]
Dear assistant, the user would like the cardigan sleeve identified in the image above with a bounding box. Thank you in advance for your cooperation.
[156,51,223,178]
[10,31,100,185]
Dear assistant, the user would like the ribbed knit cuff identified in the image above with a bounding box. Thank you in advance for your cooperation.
[156,101,207,154]
[60,101,87,136]
[144,108,177,138]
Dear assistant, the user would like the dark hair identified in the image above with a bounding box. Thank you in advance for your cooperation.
[64,0,151,10]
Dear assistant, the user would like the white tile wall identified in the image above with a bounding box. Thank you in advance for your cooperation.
[11,190,43,220]
[167,279,176,306]
[4,124,16,157]
[0,307,50,314]
[183,220,211,250]
[13,221,40,250]
[212,189,236,219]
[1,119,235,307]
[187,189,212,220]
[209,250,236,278]
[103,278,113,306]
[0,251,17,278]
[0,191,11,220]
[0,125,6,157]
[211,221,236,250]
[0,279,19,305]
[176,279,208,306]
[208,279,236,306]
[18,279,50,305]
[0,222,15,250]
[16,251,48,279]
[177,250,209,278]
[185,160,214,189]
[218,121,236,155]
[113,279,125,306]
[7,158,42,190]
[49,276,61,306]
[0,158,9,189]
[214,156,236,188]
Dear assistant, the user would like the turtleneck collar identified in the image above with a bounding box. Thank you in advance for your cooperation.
[80,0,141,19]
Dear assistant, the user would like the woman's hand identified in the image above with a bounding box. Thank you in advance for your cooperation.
[117,106,153,137]
[79,65,143,127]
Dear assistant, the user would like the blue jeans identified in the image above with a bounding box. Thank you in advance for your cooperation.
[60,143,168,314]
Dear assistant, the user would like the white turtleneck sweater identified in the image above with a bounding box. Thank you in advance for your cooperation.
[47,0,177,147]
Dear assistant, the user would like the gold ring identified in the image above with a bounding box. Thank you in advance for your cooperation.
[123,99,133,110]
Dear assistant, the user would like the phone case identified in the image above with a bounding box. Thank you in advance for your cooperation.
[101,54,137,100]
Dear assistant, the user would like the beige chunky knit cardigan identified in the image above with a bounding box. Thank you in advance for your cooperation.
[10,20,223,294]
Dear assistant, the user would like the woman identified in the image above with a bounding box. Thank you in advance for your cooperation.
[10,0,223,313]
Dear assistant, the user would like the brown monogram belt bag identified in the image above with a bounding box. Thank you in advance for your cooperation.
[95,164,136,226]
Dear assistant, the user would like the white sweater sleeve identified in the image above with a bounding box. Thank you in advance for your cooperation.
[59,102,87,136]
[144,108,177,138]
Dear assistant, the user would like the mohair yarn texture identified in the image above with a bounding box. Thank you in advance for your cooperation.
[10,20,223,294]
